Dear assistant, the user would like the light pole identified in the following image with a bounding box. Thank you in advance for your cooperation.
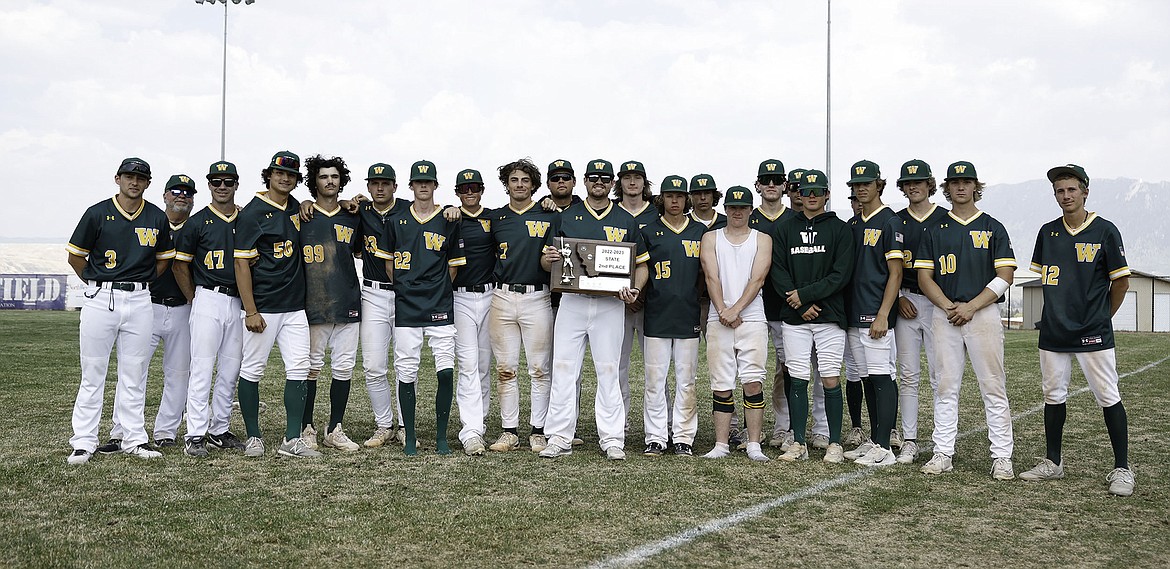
[825,0,832,211]
[195,0,255,161]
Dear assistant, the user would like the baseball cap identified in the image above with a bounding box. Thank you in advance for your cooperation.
[455,168,484,185]
[1046,163,1088,186]
[207,160,238,180]
[945,161,978,180]
[619,160,646,177]
[585,159,615,177]
[724,186,754,207]
[268,151,300,174]
[365,163,396,181]
[898,159,932,183]
[689,174,717,192]
[165,174,197,193]
[660,175,688,194]
[117,157,151,179]
[548,159,574,175]
[800,169,829,190]
[410,160,438,182]
[787,169,806,189]
[848,160,881,184]
[757,159,785,178]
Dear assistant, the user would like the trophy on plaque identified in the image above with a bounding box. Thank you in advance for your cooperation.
[559,237,575,284]
[551,237,635,296]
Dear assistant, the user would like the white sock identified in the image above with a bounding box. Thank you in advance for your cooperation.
[703,442,730,459]
[746,442,770,462]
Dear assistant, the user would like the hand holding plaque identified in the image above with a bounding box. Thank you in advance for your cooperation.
[550,237,635,296]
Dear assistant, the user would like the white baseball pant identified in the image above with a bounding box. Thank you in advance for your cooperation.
[239,310,310,383]
[489,288,553,431]
[848,328,896,377]
[707,320,769,392]
[1039,349,1122,407]
[454,287,493,443]
[781,322,847,381]
[149,302,192,440]
[309,322,359,381]
[360,284,403,429]
[894,290,939,440]
[393,325,457,384]
[643,336,699,445]
[185,286,242,439]
[618,308,645,418]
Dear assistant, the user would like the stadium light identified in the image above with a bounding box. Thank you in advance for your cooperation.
[194,0,256,159]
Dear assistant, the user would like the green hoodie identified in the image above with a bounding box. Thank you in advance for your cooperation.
[770,210,855,328]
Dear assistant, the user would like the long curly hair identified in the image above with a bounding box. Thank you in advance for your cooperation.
[304,154,352,198]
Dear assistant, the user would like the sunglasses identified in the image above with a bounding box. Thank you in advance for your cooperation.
[799,187,828,197]
[168,188,195,197]
[585,175,613,183]
[455,183,483,194]
[209,178,237,188]
[549,174,573,182]
[273,156,300,169]
[758,175,785,187]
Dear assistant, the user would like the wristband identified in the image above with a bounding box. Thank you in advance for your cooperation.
[986,277,1010,297]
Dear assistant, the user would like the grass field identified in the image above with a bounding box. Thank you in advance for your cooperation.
[1,310,1166,568]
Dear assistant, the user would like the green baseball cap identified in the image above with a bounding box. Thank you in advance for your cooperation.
[689,173,717,192]
[848,160,881,184]
[1046,163,1088,186]
[757,159,785,178]
[945,161,978,180]
[724,186,754,207]
[455,168,484,185]
[619,160,646,177]
[207,160,238,180]
[800,169,829,190]
[898,159,932,182]
[268,150,300,174]
[117,157,151,179]
[165,174,197,193]
[787,168,806,188]
[660,175,688,194]
[585,159,614,177]
[365,163,396,181]
[410,160,438,182]
[548,159,574,175]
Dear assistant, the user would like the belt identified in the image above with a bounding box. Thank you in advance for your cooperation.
[95,281,147,291]
[362,278,394,290]
[497,282,546,293]
[454,284,492,293]
[902,285,923,296]
[202,285,239,297]
[151,296,187,307]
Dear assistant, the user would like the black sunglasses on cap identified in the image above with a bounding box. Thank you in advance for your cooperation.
[585,175,613,183]
[549,174,573,182]
[209,179,238,188]
[757,175,785,186]
[455,183,484,194]
[168,188,195,197]
[799,187,828,197]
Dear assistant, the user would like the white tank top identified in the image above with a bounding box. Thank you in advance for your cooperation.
[709,228,766,322]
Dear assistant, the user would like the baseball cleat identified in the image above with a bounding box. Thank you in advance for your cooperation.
[322,425,360,452]
[843,426,865,448]
[489,432,520,452]
[278,438,323,458]
[538,442,572,458]
[1019,458,1065,481]
[363,426,394,448]
[643,442,665,457]
[123,443,162,460]
[855,446,897,467]
[991,457,1015,480]
[463,436,486,456]
[243,436,265,458]
[207,431,246,451]
[605,447,626,461]
[1106,468,1135,497]
[96,438,123,455]
[920,453,953,475]
[300,426,319,451]
[844,440,875,461]
[185,437,209,458]
[810,434,830,450]
[672,442,693,456]
[896,440,919,464]
[889,429,904,450]
[571,436,585,447]
[529,433,548,453]
[778,443,808,462]
[823,443,845,464]
[67,449,92,465]
[153,438,176,449]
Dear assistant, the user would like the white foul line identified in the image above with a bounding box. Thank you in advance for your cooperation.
[590,355,1170,569]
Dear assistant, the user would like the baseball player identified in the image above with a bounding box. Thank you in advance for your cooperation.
[1020,164,1134,496]
[451,167,493,456]
[488,159,558,453]
[641,174,706,456]
[173,160,246,455]
[235,150,319,459]
[298,155,363,452]
[688,173,726,230]
[384,160,465,455]
[541,159,581,210]
[615,160,658,421]
[700,186,773,462]
[538,159,649,460]
[772,169,855,464]
[66,157,174,464]
[842,160,904,467]
[892,159,947,464]
[915,161,1015,480]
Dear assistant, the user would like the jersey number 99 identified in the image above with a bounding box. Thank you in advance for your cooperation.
[303,244,325,264]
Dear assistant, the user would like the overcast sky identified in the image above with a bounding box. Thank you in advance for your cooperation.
[3,0,1168,239]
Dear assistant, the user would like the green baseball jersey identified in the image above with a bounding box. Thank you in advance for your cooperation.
[751,205,797,320]
[358,198,410,283]
[491,202,558,286]
[641,216,705,338]
[848,205,904,329]
[546,201,650,264]
[619,200,658,230]
[234,192,306,314]
[690,210,727,231]
[771,211,855,328]
[67,197,175,283]
[385,204,466,327]
[897,204,948,293]
[300,205,362,325]
[148,220,188,299]
[453,206,497,288]
[1031,213,1130,352]
[914,210,1016,303]
[175,206,237,289]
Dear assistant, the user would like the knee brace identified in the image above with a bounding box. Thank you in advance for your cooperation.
[743,390,765,410]
[713,393,735,414]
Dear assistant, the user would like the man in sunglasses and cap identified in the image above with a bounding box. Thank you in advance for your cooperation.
[66,157,175,465]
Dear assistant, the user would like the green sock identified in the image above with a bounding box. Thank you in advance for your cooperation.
[789,378,810,444]
[435,368,454,455]
[284,380,307,441]
[862,376,877,440]
[825,384,843,444]
[398,381,417,455]
[329,380,351,433]
[302,380,317,430]
[238,379,261,438]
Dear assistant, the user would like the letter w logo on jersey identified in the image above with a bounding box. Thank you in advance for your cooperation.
[134,227,159,247]
[604,226,627,242]
[525,220,550,238]
[423,231,446,251]
[682,240,701,258]
[862,228,882,247]
[334,224,354,243]
[969,230,992,249]
[800,230,818,244]
[1075,243,1102,263]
